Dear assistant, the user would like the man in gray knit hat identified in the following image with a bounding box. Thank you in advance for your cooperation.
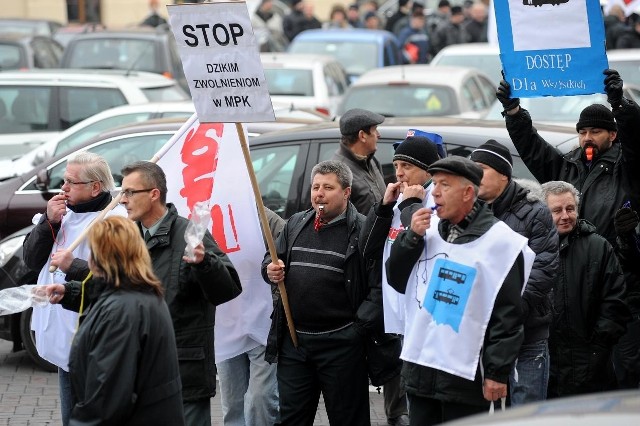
[471,139,559,406]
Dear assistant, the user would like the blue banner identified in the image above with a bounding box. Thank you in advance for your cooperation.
[494,0,608,98]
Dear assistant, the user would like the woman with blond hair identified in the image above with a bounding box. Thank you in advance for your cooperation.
[46,216,184,425]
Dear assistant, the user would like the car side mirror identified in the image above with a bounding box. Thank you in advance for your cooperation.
[35,169,49,191]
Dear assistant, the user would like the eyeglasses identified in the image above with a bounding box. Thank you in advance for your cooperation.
[62,179,97,186]
[121,188,154,198]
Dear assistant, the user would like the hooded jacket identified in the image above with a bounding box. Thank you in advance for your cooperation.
[490,179,559,343]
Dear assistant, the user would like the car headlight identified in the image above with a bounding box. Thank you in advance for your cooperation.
[0,235,26,268]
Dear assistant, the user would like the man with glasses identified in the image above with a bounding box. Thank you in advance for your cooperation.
[23,152,127,426]
[120,161,242,426]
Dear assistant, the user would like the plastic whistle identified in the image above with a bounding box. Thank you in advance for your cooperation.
[429,204,440,214]
[585,146,594,162]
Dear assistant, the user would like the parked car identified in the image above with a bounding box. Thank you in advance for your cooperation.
[0,101,196,181]
[52,23,105,48]
[0,69,189,160]
[261,53,349,116]
[0,33,63,70]
[607,48,640,88]
[337,65,497,119]
[0,18,62,37]
[431,43,502,85]
[0,115,329,369]
[59,27,189,93]
[441,389,640,426]
[287,29,403,83]
[484,84,640,126]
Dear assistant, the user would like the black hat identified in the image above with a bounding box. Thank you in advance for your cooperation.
[364,11,378,21]
[451,5,463,15]
[393,135,440,171]
[575,104,617,132]
[428,156,483,187]
[340,108,385,135]
[469,139,513,178]
[399,0,411,6]
[438,0,451,8]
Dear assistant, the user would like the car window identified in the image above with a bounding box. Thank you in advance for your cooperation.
[264,68,314,96]
[461,78,487,111]
[608,60,640,87]
[475,75,497,108]
[38,133,172,191]
[54,112,153,157]
[340,86,456,117]
[58,87,127,129]
[0,44,23,69]
[251,144,301,216]
[289,41,378,77]
[31,39,58,68]
[0,86,51,133]
[66,38,159,73]
[160,111,194,119]
[324,66,340,97]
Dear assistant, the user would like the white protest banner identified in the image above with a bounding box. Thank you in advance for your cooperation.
[156,119,272,362]
[167,0,275,123]
[494,0,608,97]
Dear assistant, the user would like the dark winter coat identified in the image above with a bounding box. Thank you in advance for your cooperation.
[66,278,184,426]
[490,179,559,343]
[385,202,525,406]
[262,203,393,382]
[616,29,640,49]
[548,219,629,397]
[331,144,386,215]
[504,98,640,246]
[144,204,242,402]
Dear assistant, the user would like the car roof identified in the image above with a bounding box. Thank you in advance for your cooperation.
[260,53,342,67]
[65,27,171,40]
[291,28,398,42]
[0,69,178,88]
[350,65,486,86]
[250,116,577,152]
[607,49,640,61]
[0,33,51,43]
[433,42,499,56]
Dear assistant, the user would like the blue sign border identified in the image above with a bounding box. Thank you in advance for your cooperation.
[494,0,608,98]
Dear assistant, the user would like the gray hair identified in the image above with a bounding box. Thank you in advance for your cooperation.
[310,160,353,189]
[68,152,115,192]
[540,180,580,207]
[121,161,168,204]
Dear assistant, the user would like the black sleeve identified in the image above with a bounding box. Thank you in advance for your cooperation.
[22,214,58,271]
[385,228,425,294]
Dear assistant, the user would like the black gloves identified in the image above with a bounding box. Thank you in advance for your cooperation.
[614,207,639,235]
[496,79,520,115]
[604,69,623,108]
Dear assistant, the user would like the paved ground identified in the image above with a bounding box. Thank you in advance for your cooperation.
[0,339,390,425]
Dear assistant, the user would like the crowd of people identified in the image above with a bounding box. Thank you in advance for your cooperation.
[20,7,640,423]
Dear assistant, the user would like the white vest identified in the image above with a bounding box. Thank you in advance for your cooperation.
[31,204,127,371]
[401,221,534,381]
[382,183,438,334]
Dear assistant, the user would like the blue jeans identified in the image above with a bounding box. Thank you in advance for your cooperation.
[509,339,549,406]
[59,368,73,426]
[216,344,279,426]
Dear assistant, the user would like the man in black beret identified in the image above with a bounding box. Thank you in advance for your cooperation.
[471,140,559,406]
[384,155,529,424]
[332,108,386,215]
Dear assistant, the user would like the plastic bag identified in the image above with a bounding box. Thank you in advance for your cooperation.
[184,201,211,261]
[0,285,49,316]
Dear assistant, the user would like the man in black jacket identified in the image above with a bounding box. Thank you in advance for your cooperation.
[262,160,381,426]
[120,161,242,426]
[331,108,386,215]
[496,68,640,246]
[470,139,559,405]
[386,156,526,425]
[540,180,629,397]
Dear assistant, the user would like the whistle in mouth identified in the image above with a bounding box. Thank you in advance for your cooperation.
[585,146,594,161]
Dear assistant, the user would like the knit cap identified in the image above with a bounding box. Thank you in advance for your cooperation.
[393,133,440,171]
[469,139,513,178]
[575,104,617,132]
